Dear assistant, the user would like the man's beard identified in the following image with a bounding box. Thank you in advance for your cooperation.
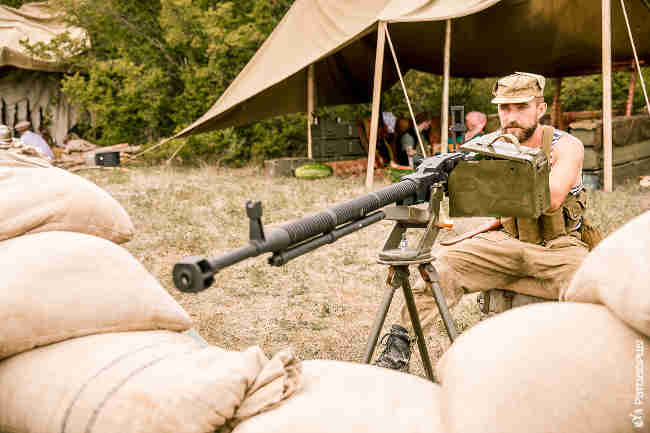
[504,122,538,143]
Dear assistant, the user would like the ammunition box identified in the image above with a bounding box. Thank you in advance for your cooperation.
[448,135,550,218]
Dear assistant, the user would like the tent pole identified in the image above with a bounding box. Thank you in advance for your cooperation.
[602,0,613,192]
[365,21,387,190]
[440,19,451,154]
[384,22,427,158]
[307,64,315,159]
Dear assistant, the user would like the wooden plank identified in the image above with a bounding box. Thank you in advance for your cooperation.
[626,64,637,117]
[551,77,563,129]
[602,0,613,191]
[365,22,386,190]
[440,19,452,154]
[307,64,315,159]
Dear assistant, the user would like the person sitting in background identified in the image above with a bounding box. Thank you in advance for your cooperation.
[464,111,487,142]
[14,120,54,159]
[358,112,402,169]
[395,117,431,169]
[446,111,488,151]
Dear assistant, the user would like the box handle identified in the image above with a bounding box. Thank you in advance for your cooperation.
[484,133,521,153]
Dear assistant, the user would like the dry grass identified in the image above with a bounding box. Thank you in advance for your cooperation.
[82,166,650,378]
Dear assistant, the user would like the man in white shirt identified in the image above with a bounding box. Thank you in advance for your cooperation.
[14,121,54,159]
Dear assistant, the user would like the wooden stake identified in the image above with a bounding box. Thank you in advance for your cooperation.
[441,19,452,154]
[365,22,386,190]
[602,0,613,192]
[307,64,315,159]
[625,63,637,117]
[551,77,563,129]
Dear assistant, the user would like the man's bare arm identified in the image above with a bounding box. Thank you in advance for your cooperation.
[548,135,584,211]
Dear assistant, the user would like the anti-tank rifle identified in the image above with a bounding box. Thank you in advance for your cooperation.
[172,152,468,294]
[172,133,551,382]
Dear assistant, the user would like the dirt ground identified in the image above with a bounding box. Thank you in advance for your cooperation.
[83,166,650,378]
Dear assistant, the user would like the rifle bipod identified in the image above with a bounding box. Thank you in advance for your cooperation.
[363,185,458,382]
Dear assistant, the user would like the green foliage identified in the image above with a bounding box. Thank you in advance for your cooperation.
[0,0,30,7]
[560,70,650,113]
[61,60,171,144]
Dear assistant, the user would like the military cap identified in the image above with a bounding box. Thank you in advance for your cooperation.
[491,72,546,104]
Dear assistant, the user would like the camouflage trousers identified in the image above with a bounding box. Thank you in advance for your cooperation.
[399,230,589,336]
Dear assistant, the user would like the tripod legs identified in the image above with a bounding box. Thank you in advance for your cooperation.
[400,267,435,381]
[363,271,398,364]
[363,265,436,382]
[419,263,458,342]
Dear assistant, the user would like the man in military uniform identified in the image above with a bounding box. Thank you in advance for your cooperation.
[375,72,590,372]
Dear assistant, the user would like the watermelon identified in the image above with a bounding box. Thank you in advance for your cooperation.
[295,162,333,179]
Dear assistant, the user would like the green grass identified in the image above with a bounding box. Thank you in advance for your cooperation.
[82,166,650,378]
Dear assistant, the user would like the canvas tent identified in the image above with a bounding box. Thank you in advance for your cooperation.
[0,1,86,146]
[175,0,650,190]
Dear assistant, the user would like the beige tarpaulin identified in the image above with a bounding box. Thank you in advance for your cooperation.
[0,2,86,145]
[175,0,650,138]
[0,70,79,146]
[0,1,86,72]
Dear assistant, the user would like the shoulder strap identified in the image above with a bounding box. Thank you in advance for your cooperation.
[541,125,553,162]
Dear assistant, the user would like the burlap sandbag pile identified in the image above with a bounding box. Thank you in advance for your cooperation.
[233,360,444,433]
[0,231,306,433]
[436,302,649,433]
[0,231,194,358]
[563,210,650,335]
[0,331,301,433]
[0,153,134,244]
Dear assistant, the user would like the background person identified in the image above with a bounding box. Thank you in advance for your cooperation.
[396,117,431,169]
[464,111,487,141]
[14,120,54,159]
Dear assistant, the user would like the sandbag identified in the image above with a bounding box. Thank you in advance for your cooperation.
[436,303,649,433]
[0,231,193,359]
[0,331,301,433]
[563,211,650,336]
[233,360,443,433]
[0,164,134,243]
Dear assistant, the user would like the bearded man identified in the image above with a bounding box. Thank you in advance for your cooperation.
[374,72,591,373]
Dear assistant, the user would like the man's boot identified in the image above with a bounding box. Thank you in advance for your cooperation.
[374,324,412,372]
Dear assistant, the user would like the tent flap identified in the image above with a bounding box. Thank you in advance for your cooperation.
[177,0,650,138]
[0,2,86,72]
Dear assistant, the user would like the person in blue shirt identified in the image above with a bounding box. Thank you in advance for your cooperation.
[14,120,54,159]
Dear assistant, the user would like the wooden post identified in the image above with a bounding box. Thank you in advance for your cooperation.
[625,63,637,117]
[551,77,563,129]
[365,22,387,190]
[602,0,613,192]
[307,64,315,159]
[440,19,452,154]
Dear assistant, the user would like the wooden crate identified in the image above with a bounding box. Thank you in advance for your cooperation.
[312,138,365,159]
[311,118,357,140]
